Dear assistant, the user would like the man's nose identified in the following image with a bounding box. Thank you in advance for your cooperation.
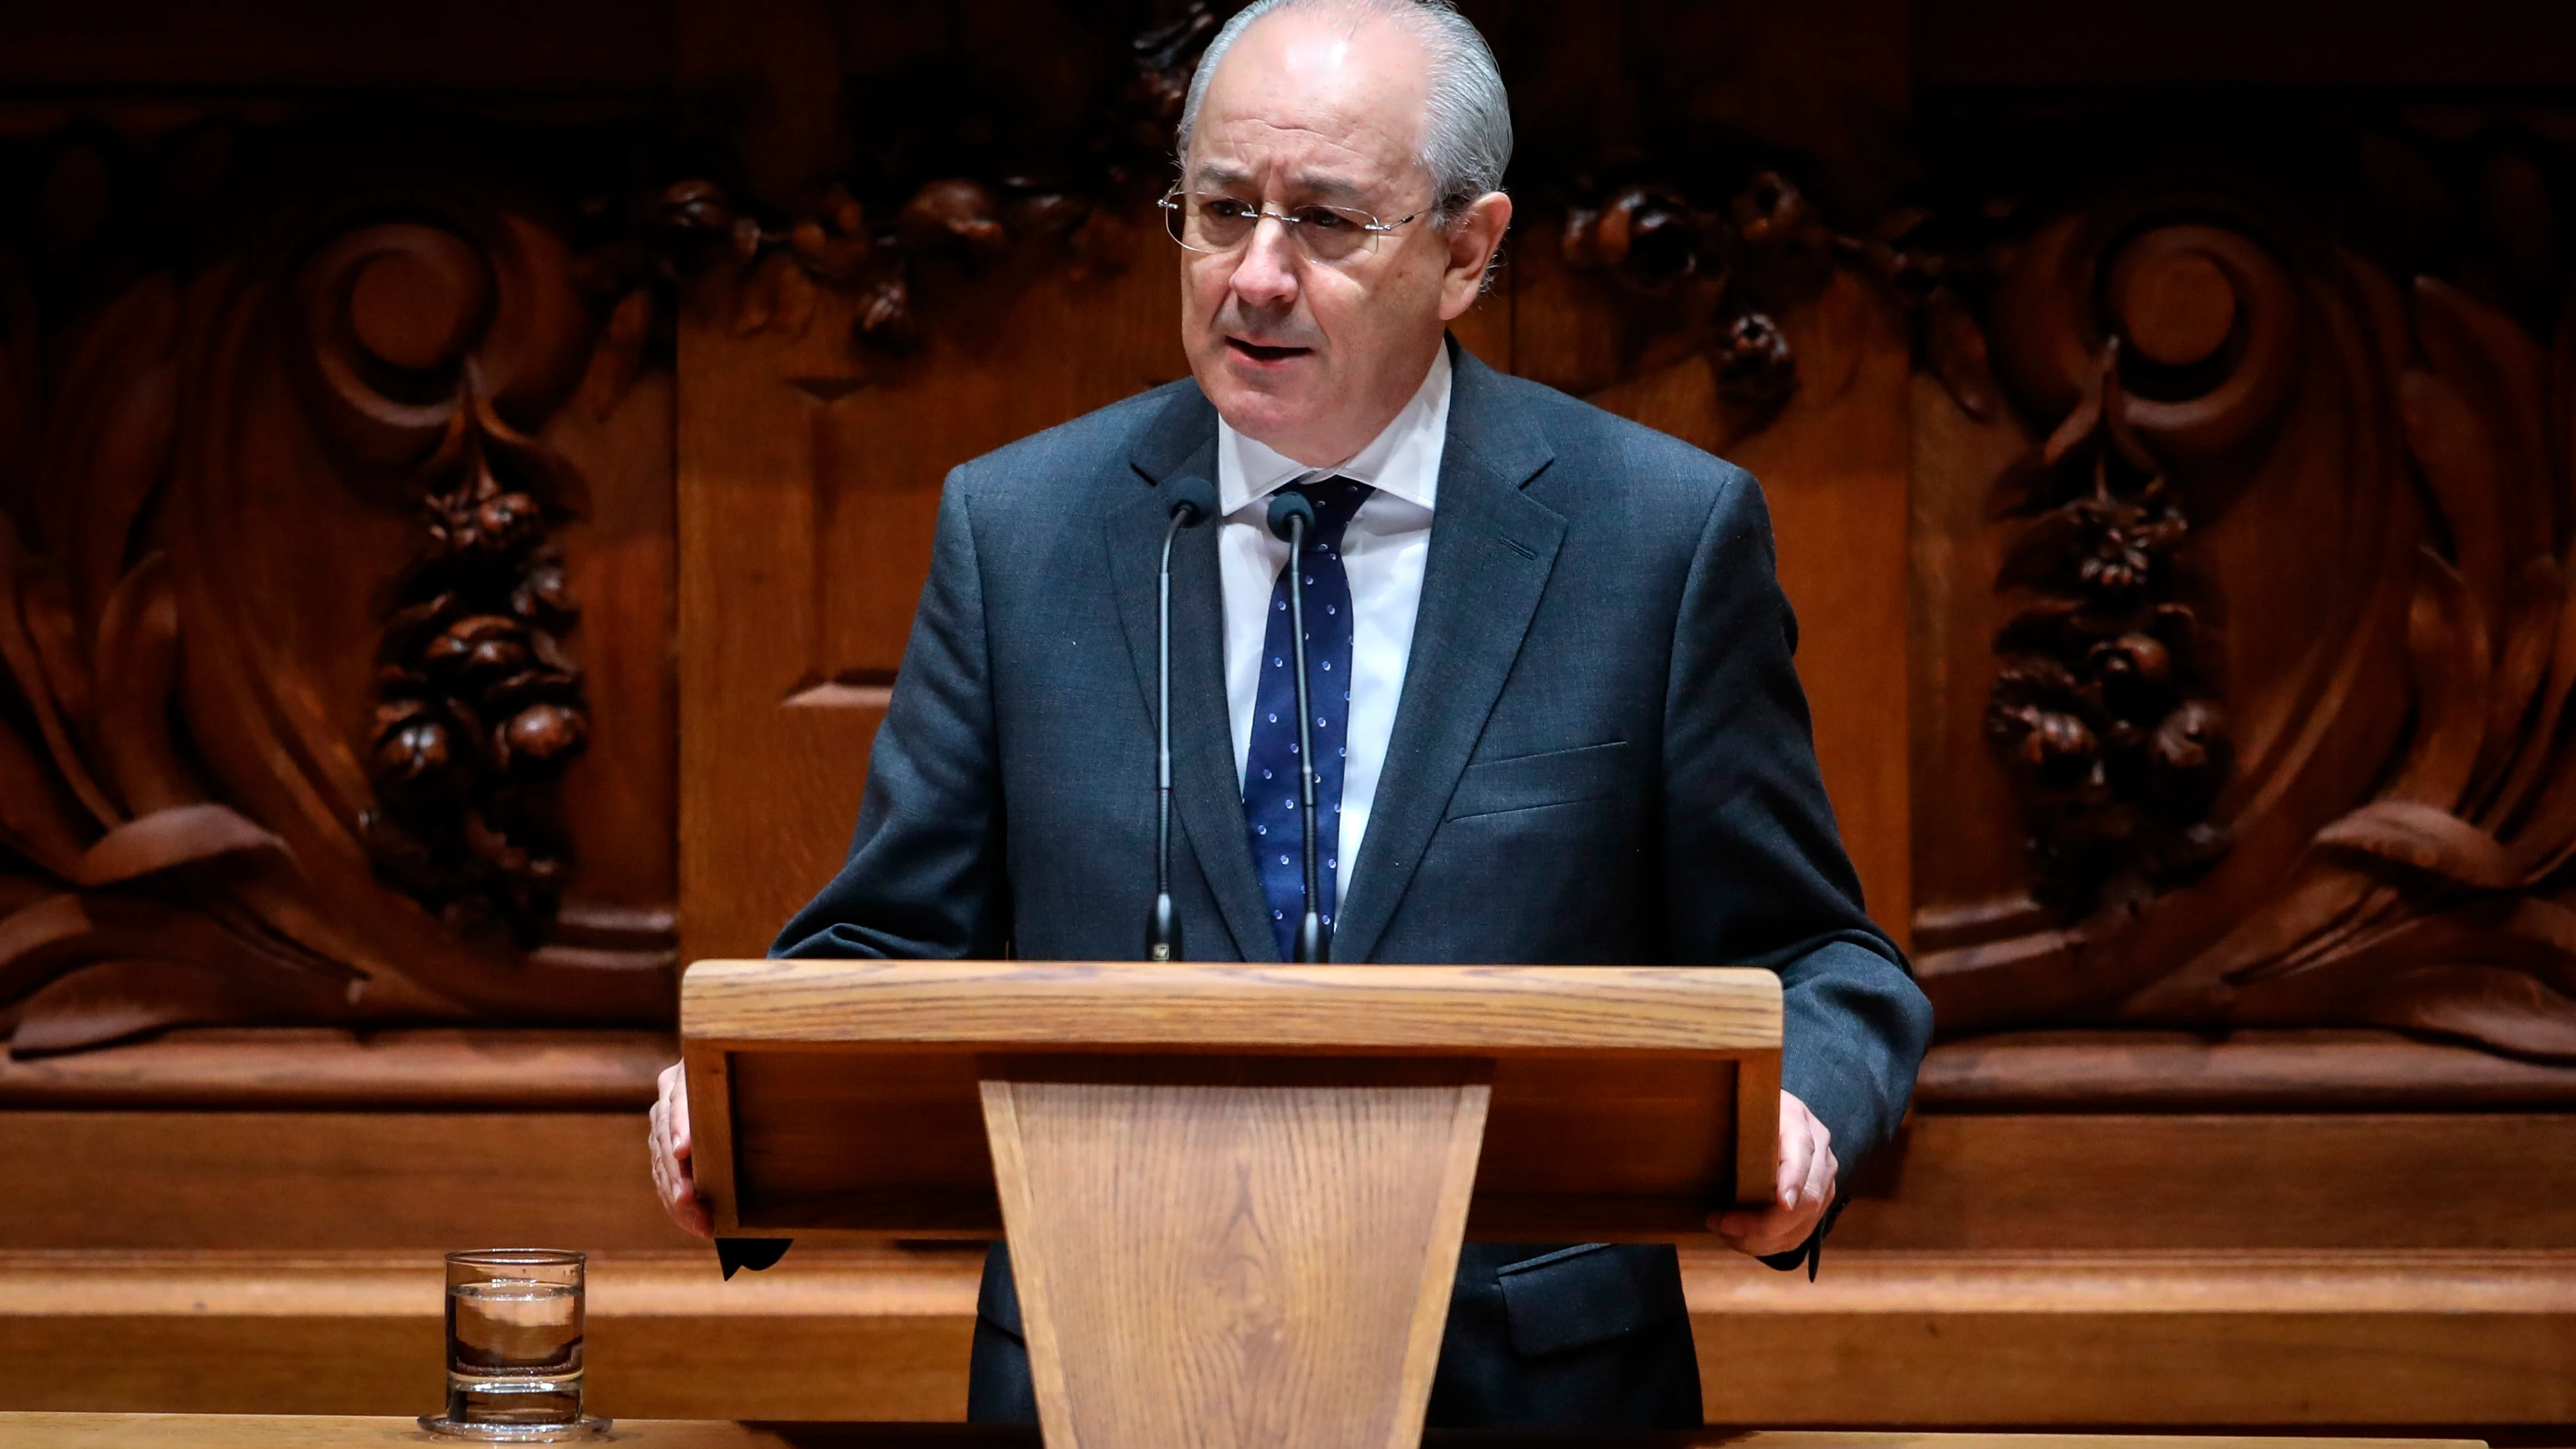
[1228,216,1301,310]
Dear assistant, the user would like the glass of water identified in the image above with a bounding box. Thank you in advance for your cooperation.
[421,1249,608,1439]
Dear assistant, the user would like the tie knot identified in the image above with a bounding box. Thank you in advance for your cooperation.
[1285,476,1371,549]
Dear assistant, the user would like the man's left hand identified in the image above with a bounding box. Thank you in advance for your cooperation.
[1709,1089,1836,1257]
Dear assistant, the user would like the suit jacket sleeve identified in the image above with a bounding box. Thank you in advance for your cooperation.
[771,471,1011,960]
[1660,464,1934,1233]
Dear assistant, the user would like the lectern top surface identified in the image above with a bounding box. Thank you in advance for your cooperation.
[681,960,1782,1054]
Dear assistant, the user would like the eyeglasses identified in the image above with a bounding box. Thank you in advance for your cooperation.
[1158,187,1426,264]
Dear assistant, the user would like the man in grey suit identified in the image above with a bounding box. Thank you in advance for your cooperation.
[649,0,1932,1428]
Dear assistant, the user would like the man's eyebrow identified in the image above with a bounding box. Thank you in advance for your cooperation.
[1185,162,1375,206]
[1287,172,1370,204]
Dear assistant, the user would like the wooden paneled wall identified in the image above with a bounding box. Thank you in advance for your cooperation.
[1,0,2574,1432]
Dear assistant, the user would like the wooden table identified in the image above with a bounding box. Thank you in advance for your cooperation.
[0,1418,2491,1448]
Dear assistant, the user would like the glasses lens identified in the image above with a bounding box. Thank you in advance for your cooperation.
[1290,205,1373,262]
[1165,194,1389,261]
[1183,196,1257,252]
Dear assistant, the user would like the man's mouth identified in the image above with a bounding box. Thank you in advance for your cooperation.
[1227,338,1311,363]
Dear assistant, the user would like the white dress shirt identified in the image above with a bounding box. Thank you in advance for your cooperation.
[1218,345,1451,913]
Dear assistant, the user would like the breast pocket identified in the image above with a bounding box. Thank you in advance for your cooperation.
[1442,741,1632,823]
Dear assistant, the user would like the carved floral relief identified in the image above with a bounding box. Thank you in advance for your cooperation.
[313,223,598,945]
[0,133,673,1054]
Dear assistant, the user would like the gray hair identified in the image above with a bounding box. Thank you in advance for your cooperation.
[1174,0,1512,226]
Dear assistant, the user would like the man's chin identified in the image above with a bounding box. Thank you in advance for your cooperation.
[1219,386,1314,430]
[1199,363,1325,430]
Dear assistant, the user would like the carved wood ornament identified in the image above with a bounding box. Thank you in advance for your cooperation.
[1927,176,2576,1061]
[331,223,595,945]
[6,8,2571,1083]
[1556,172,1992,418]
[0,138,671,1054]
[652,4,1221,352]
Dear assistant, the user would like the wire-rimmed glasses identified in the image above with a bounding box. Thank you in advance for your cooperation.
[1159,186,1425,264]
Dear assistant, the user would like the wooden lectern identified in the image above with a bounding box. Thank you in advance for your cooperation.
[681,960,1781,1448]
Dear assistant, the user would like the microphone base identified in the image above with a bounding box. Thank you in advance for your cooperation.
[1294,912,1329,963]
[1147,893,1183,963]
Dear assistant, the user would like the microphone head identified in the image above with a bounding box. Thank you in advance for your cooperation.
[1165,475,1218,526]
[1266,490,1317,543]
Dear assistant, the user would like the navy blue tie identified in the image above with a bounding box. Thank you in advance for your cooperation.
[1243,477,1371,960]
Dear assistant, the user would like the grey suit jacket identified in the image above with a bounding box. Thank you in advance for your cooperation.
[773,339,1934,1427]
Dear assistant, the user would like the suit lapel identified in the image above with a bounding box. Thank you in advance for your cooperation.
[1106,386,1275,962]
[1331,347,1563,963]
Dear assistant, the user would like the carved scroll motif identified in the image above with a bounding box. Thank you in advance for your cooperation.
[0,141,671,1054]
[1932,186,2576,1060]
[2161,270,2576,1059]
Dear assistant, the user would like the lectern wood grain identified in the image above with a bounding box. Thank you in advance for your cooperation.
[679,962,1784,1448]
[681,961,1783,1238]
[984,1060,1487,1449]
[683,960,1783,1053]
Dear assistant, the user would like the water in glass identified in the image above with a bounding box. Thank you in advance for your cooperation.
[444,1254,585,1427]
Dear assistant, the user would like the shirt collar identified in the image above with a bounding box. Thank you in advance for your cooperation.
[1216,344,1451,517]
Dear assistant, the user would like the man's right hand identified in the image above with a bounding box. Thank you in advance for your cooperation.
[648,1060,714,1239]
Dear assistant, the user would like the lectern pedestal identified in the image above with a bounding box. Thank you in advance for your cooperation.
[682,962,1780,1448]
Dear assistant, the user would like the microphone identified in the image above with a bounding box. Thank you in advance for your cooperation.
[1266,490,1328,963]
[1149,475,1219,962]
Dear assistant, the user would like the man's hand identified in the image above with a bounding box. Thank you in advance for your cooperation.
[648,1060,714,1239]
[1709,1089,1836,1257]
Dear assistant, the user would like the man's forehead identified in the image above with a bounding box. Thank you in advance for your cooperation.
[1188,8,1429,182]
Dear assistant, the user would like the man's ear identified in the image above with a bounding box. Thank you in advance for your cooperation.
[1437,191,1514,320]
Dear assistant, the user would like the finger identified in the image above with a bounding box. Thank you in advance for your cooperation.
[1776,1117,1814,1211]
[648,1104,690,1212]
[1720,1196,1803,1253]
[1713,1206,1797,1257]
[659,1154,699,1227]
[1802,1136,1836,1213]
[669,1160,693,1213]
[1710,1208,1757,1242]
[654,1130,712,1240]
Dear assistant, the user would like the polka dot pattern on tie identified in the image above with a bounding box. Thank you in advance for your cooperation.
[1241,476,1370,960]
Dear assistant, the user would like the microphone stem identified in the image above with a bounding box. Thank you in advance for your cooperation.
[1149,510,1186,961]
[1286,512,1326,962]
